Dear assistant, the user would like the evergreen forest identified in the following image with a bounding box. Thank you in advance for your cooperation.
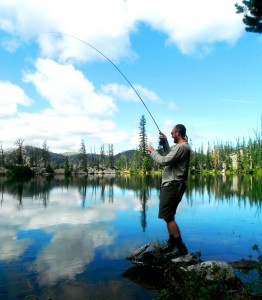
[0,115,261,176]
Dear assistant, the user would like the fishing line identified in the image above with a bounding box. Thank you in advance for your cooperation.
[43,32,162,133]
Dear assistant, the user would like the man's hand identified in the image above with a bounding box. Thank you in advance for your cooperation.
[160,133,167,139]
[146,146,155,153]
[159,133,167,146]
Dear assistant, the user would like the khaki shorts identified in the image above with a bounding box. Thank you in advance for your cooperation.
[158,182,186,220]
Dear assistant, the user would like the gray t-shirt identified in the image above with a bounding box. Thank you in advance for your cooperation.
[150,142,190,186]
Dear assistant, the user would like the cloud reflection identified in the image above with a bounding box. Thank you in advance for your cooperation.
[0,229,31,260]
[0,179,157,286]
[34,225,115,286]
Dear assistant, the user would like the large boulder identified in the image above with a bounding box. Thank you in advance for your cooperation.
[181,260,235,281]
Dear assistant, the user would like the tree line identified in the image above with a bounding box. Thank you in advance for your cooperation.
[124,115,262,174]
[0,114,261,176]
[0,138,116,176]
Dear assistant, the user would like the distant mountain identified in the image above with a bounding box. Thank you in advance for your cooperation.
[22,146,136,166]
[114,149,136,160]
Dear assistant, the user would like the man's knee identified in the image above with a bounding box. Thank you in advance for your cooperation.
[164,216,174,223]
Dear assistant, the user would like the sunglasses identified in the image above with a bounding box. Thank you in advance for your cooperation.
[171,131,178,135]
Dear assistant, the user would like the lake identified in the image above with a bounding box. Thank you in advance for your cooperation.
[0,174,261,299]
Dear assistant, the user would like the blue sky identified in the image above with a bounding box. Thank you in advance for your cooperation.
[0,0,261,154]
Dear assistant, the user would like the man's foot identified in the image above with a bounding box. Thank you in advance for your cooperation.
[160,242,188,256]
[159,238,176,254]
[165,246,188,259]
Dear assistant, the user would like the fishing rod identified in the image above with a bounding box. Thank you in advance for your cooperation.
[44,32,162,134]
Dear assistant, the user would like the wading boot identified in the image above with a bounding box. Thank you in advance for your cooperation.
[160,238,176,254]
[165,243,189,259]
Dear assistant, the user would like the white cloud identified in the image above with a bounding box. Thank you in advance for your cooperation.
[0,58,160,152]
[0,81,32,117]
[0,59,121,152]
[129,0,244,54]
[101,83,159,102]
[0,0,135,61]
[0,0,244,59]
[24,59,117,117]
[0,0,247,152]
[0,112,117,153]
[168,101,177,110]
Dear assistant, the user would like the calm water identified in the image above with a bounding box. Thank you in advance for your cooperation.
[0,174,261,299]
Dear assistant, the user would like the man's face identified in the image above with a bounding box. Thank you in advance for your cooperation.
[171,127,179,143]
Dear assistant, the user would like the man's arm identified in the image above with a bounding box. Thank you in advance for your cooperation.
[147,144,187,166]
[146,133,169,155]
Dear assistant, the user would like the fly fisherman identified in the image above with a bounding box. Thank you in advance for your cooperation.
[146,124,190,256]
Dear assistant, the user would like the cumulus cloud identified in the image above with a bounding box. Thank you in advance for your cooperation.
[128,0,243,54]
[168,101,178,110]
[101,83,159,102]
[0,81,32,117]
[0,0,243,59]
[0,57,159,152]
[0,0,246,152]
[0,113,116,152]
[0,59,120,152]
[23,58,117,117]
[0,0,135,61]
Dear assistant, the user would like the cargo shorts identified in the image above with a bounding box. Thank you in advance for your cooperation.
[158,182,186,220]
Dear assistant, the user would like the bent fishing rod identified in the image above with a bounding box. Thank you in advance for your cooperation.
[44,32,162,134]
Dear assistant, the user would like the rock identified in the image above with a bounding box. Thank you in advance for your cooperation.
[182,260,235,281]
[75,170,88,175]
[171,253,199,264]
[0,167,9,175]
[54,168,65,175]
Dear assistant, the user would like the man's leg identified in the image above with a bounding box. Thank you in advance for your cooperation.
[159,183,188,255]
[161,219,188,255]
[167,219,180,238]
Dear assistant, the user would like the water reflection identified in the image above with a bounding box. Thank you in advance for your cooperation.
[0,174,261,299]
[187,174,262,207]
[1,174,261,210]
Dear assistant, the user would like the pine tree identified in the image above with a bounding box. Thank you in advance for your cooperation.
[138,115,152,172]
[100,145,105,167]
[78,139,87,171]
[235,0,262,33]
[42,140,51,168]
[15,138,24,165]
[64,156,71,175]
[139,115,148,157]
[205,142,213,170]
[108,144,114,168]
[0,142,4,167]
[115,153,127,170]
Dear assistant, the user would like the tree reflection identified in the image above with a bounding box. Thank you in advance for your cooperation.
[0,174,261,217]
[187,174,262,206]
[0,176,52,208]
[16,180,23,209]
[134,175,157,232]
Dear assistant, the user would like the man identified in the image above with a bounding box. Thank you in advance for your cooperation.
[146,124,190,256]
